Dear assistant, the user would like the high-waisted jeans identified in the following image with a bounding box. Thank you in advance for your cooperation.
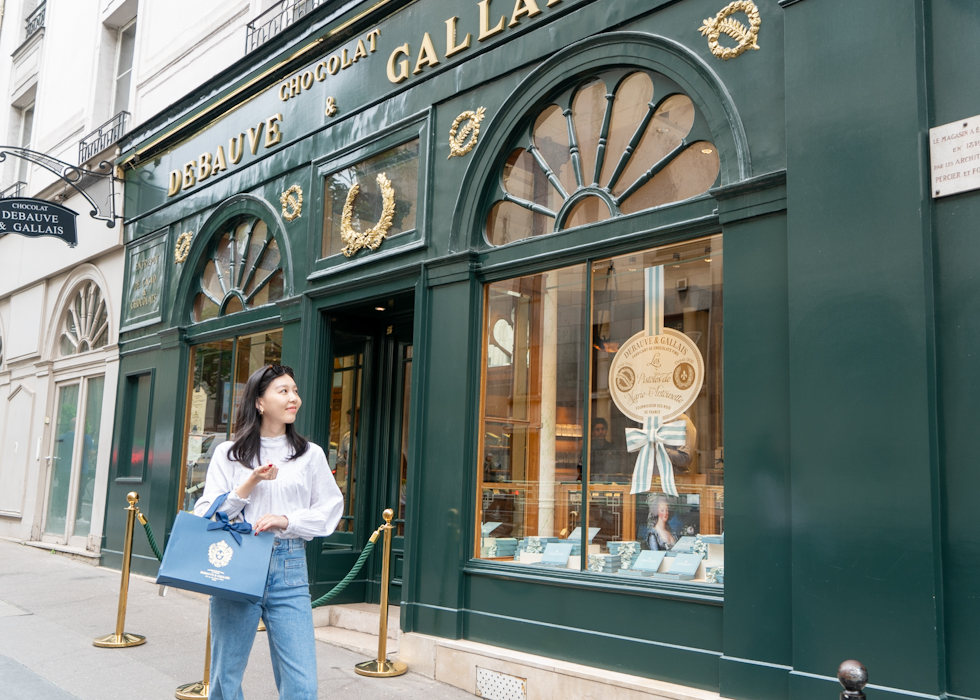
[209,538,317,700]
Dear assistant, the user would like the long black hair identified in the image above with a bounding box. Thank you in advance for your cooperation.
[228,364,309,468]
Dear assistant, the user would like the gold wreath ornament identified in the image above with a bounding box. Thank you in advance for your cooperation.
[174,231,193,264]
[698,1,761,60]
[448,106,487,159]
[280,185,303,222]
[340,173,395,257]
[325,96,338,117]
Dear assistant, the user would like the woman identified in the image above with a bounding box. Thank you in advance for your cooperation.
[194,364,343,700]
[646,496,677,551]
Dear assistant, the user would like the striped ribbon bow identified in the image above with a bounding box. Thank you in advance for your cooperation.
[625,416,686,496]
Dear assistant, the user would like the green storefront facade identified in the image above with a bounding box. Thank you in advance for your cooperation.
[100,1,980,699]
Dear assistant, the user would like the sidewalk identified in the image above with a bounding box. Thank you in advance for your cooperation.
[0,539,472,700]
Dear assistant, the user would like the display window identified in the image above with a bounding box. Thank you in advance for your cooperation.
[178,330,283,511]
[476,235,723,585]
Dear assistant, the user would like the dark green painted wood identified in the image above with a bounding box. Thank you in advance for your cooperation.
[784,0,942,696]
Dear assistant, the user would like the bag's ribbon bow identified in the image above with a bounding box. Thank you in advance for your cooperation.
[203,492,253,545]
[625,416,686,497]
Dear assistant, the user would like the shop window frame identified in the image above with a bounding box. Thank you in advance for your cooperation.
[466,214,726,602]
[115,369,155,484]
[308,110,430,280]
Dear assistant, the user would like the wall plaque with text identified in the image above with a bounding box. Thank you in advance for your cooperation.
[123,234,167,329]
[930,114,980,198]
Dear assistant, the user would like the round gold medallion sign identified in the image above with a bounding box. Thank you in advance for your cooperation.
[608,328,704,423]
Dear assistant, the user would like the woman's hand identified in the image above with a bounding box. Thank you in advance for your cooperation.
[253,514,289,533]
[234,463,278,500]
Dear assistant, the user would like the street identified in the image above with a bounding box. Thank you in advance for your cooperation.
[0,539,470,700]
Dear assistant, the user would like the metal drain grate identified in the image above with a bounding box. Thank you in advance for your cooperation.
[476,667,527,700]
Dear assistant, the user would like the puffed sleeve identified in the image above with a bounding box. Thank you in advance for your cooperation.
[282,445,344,540]
[193,443,250,519]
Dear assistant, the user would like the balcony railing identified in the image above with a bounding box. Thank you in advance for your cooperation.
[25,2,45,42]
[245,0,328,53]
[79,111,130,164]
[0,182,27,199]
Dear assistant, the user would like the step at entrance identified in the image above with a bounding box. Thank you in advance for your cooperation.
[312,603,400,657]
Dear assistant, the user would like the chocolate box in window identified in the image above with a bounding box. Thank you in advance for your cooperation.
[539,542,574,567]
[653,552,703,581]
[671,536,699,554]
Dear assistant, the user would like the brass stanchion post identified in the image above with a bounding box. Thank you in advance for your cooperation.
[355,508,407,677]
[93,492,147,648]
[175,617,211,699]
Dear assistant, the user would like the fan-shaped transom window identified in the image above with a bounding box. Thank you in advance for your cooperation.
[193,215,284,322]
[486,70,721,246]
[60,282,109,356]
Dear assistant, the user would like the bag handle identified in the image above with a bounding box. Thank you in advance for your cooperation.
[204,492,253,545]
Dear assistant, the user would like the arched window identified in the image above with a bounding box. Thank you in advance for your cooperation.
[59,282,109,356]
[486,70,720,246]
[193,215,284,322]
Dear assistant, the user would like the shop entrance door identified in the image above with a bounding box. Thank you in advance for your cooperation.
[309,302,413,606]
[41,376,105,547]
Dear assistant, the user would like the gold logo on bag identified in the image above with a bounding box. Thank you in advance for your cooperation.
[208,541,234,568]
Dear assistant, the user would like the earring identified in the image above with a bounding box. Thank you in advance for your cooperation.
[259,407,264,415]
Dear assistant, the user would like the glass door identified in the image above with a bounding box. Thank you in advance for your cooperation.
[43,376,104,546]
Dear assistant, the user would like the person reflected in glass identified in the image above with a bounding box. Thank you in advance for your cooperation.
[194,364,344,700]
[647,496,677,551]
[589,417,626,482]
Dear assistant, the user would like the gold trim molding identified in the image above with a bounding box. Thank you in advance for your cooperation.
[698,1,761,60]
[280,185,303,222]
[174,231,193,264]
[448,107,486,159]
[340,173,395,257]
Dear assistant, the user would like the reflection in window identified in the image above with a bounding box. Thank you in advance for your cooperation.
[475,236,724,586]
[330,352,363,532]
[322,138,420,259]
[181,330,283,511]
[193,215,284,322]
[486,70,720,245]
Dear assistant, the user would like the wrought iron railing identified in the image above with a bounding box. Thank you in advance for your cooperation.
[79,111,130,164]
[0,182,27,199]
[245,0,328,53]
[25,2,45,42]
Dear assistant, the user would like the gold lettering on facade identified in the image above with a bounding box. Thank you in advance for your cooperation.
[387,43,410,83]
[167,115,284,197]
[229,135,244,164]
[265,114,283,148]
[445,16,471,57]
[278,28,381,102]
[367,28,381,52]
[509,0,541,27]
[353,39,368,61]
[342,48,354,69]
[301,70,314,90]
[131,252,162,310]
[327,55,341,74]
[413,32,440,74]
[478,0,507,41]
[315,61,328,81]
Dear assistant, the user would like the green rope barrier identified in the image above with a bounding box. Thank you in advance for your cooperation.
[311,538,376,609]
[139,514,382,609]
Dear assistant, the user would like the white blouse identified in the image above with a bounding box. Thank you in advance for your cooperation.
[193,434,344,541]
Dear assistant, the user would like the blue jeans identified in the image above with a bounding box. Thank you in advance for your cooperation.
[209,538,317,700]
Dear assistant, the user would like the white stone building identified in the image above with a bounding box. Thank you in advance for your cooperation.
[0,0,286,555]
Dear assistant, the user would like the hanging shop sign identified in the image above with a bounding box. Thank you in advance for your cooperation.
[0,198,78,247]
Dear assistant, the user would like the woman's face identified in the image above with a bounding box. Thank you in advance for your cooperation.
[657,501,670,523]
[257,374,302,425]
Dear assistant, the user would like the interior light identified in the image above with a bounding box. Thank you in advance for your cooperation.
[704,258,713,263]
[375,306,386,311]
[701,148,713,154]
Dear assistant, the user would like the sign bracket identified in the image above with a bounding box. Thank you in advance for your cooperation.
[0,147,119,228]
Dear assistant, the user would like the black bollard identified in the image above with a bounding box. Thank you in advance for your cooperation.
[838,660,868,700]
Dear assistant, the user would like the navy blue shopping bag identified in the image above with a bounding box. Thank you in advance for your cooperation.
[156,493,274,604]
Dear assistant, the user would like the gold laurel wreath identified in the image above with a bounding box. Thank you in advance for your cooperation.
[280,185,303,222]
[340,173,396,257]
[698,1,761,60]
[174,231,193,264]
[448,106,487,159]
